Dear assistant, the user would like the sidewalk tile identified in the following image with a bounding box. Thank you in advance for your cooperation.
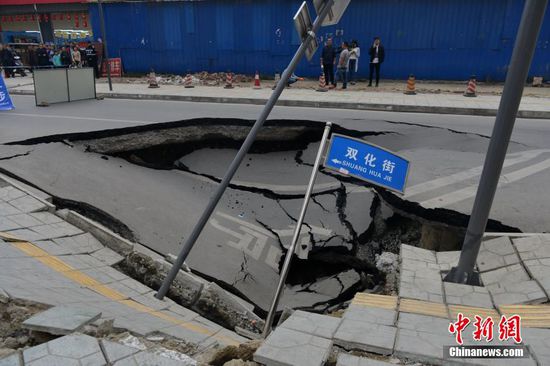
[486,280,547,306]
[22,305,101,335]
[523,258,550,294]
[254,327,332,366]
[279,310,342,339]
[343,304,396,326]
[477,237,520,273]
[401,244,437,263]
[333,319,396,355]
[0,353,21,366]
[90,247,124,266]
[337,354,393,366]
[394,313,452,365]
[100,340,140,363]
[9,195,47,213]
[523,328,550,366]
[513,235,550,261]
[480,264,529,286]
[443,282,493,308]
[113,351,193,366]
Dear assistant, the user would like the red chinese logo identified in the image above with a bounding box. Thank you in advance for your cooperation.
[449,314,522,345]
[499,315,522,343]
[449,313,470,345]
[473,315,494,342]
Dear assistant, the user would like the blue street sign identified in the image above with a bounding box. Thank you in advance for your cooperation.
[0,76,15,111]
[324,134,410,194]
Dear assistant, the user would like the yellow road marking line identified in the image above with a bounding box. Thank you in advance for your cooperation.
[5,235,240,345]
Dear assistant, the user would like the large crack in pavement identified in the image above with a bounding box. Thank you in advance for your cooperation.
[0,118,523,319]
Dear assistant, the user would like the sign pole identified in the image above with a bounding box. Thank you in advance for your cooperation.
[262,122,333,338]
[156,0,336,300]
[444,0,548,285]
[97,0,113,91]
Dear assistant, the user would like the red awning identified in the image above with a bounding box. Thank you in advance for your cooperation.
[0,0,87,4]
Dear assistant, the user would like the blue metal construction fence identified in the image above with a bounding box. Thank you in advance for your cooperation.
[89,0,550,81]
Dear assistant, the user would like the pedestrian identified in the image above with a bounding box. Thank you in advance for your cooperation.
[52,50,62,67]
[71,46,82,67]
[60,46,72,67]
[368,37,385,87]
[36,44,49,68]
[28,45,38,71]
[349,40,360,85]
[320,38,336,89]
[287,73,304,87]
[0,44,15,78]
[85,42,99,78]
[336,41,350,89]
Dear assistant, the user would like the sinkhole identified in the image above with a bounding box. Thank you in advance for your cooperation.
[8,118,520,318]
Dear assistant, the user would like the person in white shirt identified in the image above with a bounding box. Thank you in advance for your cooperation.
[368,37,385,87]
[349,40,360,85]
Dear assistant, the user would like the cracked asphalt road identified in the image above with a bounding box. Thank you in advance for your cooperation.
[1,95,550,310]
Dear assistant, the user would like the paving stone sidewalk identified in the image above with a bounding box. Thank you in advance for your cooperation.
[255,239,550,366]
[0,179,246,365]
[6,76,550,119]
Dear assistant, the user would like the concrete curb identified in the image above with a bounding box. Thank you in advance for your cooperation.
[9,88,550,119]
[57,208,135,255]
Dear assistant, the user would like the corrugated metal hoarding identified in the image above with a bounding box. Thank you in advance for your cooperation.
[89,0,550,80]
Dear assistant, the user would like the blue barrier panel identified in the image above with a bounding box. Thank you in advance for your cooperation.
[0,76,14,111]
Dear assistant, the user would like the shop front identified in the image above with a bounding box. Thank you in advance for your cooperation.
[0,1,93,46]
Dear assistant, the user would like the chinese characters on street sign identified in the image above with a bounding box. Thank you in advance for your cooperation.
[324,134,409,194]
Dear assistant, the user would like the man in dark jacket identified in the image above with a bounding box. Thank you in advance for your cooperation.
[36,44,50,67]
[368,37,385,87]
[0,44,15,78]
[85,43,99,78]
[320,38,336,89]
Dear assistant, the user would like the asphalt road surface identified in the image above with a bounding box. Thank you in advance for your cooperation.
[1,95,549,309]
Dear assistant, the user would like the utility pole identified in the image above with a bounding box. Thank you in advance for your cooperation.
[444,0,549,285]
[97,0,112,91]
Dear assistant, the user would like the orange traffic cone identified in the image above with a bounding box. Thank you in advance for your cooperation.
[404,74,417,95]
[317,72,328,92]
[253,71,261,89]
[148,71,159,88]
[184,72,194,88]
[464,75,477,97]
[224,72,234,89]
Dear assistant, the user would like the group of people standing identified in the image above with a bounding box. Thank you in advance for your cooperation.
[28,42,100,78]
[1,42,102,79]
[321,36,385,89]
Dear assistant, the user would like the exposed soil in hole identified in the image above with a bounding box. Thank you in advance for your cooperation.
[0,297,55,356]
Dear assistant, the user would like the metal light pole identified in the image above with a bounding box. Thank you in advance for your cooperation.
[262,122,332,337]
[156,0,336,300]
[444,0,548,285]
[97,0,112,91]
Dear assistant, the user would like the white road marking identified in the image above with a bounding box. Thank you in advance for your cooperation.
[5,112,151,125]
[421,157,550,208]
[404,149,550,198]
